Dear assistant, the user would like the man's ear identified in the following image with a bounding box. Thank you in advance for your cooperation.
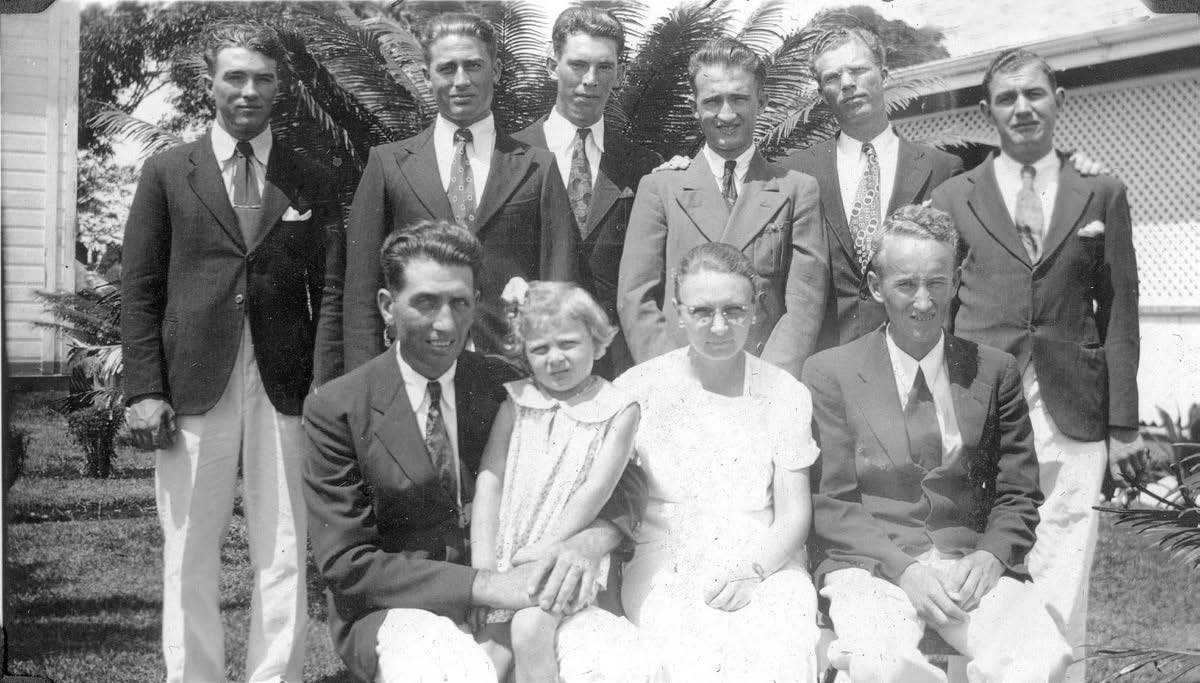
[492,58,503,85]
[546,55,559,81]
[376,288,394,325]
[866,269,884,304]
[978,99,991,120]
[1054,87,1066,108]
[420,64,430,82]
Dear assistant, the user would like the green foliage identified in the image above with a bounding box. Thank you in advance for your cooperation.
[813,4,950,69]
[36,287,124,413]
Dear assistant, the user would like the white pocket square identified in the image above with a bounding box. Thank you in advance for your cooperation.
[1077,220,1105,238]
[282,207,312,221]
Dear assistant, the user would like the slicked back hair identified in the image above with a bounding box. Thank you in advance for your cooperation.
[203,23,287,76]
[672,242,761,302]
[869,204,964,275]
[982,48,1058,101]
[420,12,497,64]
[551,6,626,59]
[808,21,886,79]
[379,220,483,294]
[687,36,767,93]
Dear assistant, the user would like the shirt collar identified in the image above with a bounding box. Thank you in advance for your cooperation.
[884,325,946,393]
[837,124,898,159]
[395,346,457,414]
[435,113,496,147]
[996,148,1060,184]
[211,123,272,166]
[701,143,755,181]
[545,107,605,155]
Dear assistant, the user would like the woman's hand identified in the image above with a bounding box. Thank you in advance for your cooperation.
[702,560,765,612]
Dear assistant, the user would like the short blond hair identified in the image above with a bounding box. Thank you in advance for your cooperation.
[505,281,617,368]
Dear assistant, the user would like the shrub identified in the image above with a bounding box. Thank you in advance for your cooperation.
[65,406,125,479]
[5,425,31,488]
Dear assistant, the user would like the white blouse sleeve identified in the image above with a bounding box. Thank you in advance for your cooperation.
[771,378,820,471]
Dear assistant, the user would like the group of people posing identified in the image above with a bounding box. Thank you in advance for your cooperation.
[119,6,1145,683]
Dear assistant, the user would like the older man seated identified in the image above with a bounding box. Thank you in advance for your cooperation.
[802,205,1072,682]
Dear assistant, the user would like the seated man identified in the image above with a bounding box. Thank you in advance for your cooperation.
[802,206,1072,682]
[303,220,646,682]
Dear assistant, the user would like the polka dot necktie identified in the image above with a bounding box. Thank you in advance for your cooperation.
[1015,164,1044,262]
[447,128,477,227]
[849,142,881,271]
[568,127,594,236]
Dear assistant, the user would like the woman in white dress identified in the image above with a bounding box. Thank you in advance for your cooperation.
[615,242,821,682]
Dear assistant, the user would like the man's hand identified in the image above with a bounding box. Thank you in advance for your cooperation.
[1108,427,1149,485]
[941,550,1003,611]
[897,563,968,628]
[125,395,177,450]
[1068,150,1111,176]
[702,560,762,612]
[511,541,602,615]
[471,564,540,611]
[651,155,691,173]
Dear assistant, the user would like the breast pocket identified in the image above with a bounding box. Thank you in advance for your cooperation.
[751,221,787,277]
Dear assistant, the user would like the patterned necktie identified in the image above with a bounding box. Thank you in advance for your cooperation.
[568,127,594,236]
[424,381,458,506]
[447,128,477,227]
[849,142,881,271]
[1014,164,1043,262]
[233,141,262,208]
[904,367,943,471]
[721,159,738,208]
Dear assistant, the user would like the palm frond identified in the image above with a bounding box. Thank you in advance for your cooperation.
[907,129,998,151]
[1095,504,1200,570]
[755,26,835,158]
[34,287,122,346]
[1092,646,1200,682]
[363,14,436,115]
[736,0,791,57]
[884,74,945,114]
[87,104,184,157]
[492,0,554,133]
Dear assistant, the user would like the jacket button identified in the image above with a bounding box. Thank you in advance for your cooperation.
[1028,323,1036,332]
[235,294,245,306]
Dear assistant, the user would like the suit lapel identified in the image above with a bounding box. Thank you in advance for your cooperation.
[370,351,437,485]
[1040,158,1094,265]
[945,335,988,453]
[473,133,533,233]
[676,153,730,243]
[813,139,858,272]
[395,127,453,219]
[252,147,296,252]
[888,140,932,214]
[584,133,629,239]
[187,134,245,252]
[965,158,1032,268]
[853,331,912,468]
[722,152,786,251]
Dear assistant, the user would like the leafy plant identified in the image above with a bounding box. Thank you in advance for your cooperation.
[66,406,126,479]
[5,425,31,489]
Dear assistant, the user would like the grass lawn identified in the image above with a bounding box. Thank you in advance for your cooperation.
[5,390,1197,682]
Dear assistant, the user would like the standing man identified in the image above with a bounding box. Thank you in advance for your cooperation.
[782,23,963,352]
[317,12,576,383]
[932,48,1145,680]
[304,221,650,683]
[121,25,334,683]
[618,37,826,377]
[804,208,1071,682]
[512,6,662,378]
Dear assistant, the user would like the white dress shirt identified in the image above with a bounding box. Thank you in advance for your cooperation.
[700,143,755,199]
[434,113,495,199]
[544,107,604,191]
[884,328,963,462]
[395,348,461,466]
[211,124,270,202]
[994,149,1060,228]
[836,125,899,220]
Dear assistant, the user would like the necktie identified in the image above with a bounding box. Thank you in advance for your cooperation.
[1014,164,1043,262]
[721,159,739,208]
[568,127,594,236]
[849,142,881,271]
[904,367,943,471]
[447,128,477,227]
[232,140,262,208]
[424,381,458,508]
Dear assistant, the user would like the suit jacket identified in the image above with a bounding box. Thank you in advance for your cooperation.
[617,151,827,377]
[121,132,335,416]
[932,153,1140,440]
[314,125,578,384]
[304,349,647,682]
[804,330,1042,584]
[782,137,963,353]
[512,118,662,378]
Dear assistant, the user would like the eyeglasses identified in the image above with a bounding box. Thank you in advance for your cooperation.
[679,303,751,327]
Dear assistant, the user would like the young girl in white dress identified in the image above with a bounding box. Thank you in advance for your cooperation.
[615,242,821,681]
[470,279,643,683]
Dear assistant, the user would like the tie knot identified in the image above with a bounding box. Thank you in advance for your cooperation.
[862,142,876,159]
[235,140,255,160]
[454,127,473,144]
[576,127,591,142]
[1021,164,1036,181]
[427,380,442,403]
[724,159,737,174]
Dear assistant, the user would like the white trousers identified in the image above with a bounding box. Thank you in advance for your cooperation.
[156,324,307,683]
[374,606,656,683]
[822,551,1071,683]
[1022,371,1108,683]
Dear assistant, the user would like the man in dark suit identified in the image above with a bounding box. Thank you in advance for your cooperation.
[315,12,577,384]
[932,48,1145,680]
[305,221,647,682]
[618,37,826,377]
[512,6,662,378]
[781,23,963,353]
[120,25,333,682]
[803,207,1070,682]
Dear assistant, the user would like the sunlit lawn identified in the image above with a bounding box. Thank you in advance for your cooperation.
[4,390,1196,682]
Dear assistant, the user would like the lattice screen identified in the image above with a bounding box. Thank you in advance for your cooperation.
[895,70,1200,310]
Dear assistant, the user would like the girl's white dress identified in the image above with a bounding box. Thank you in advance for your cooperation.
[615,348,821,682]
